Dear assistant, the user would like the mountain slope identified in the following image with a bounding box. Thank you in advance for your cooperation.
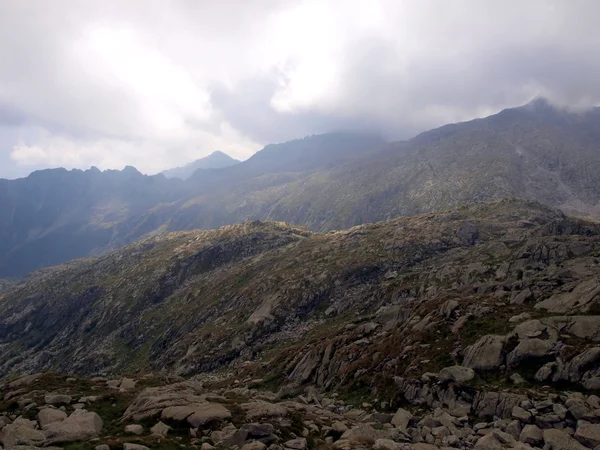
[2,199,600,400]
[161,150,240,180]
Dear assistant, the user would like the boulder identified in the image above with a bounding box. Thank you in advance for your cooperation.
[574,423,600,448]
[283,437,307,449]
[186,403,231,427]
[519,424,543,446]
[44,394,72,406]
[11,419,37,430]
[240,443,267,450]
[463,335,506,371]
[0,425,46,448]
[438,366,475,384]
[543,428,588,450]
[241,401,288,421]
[123,444,150,450]
[122,382,207,421]
[150,421,170,437]
[43,411,103,444]
[391,408,412,430]
[373,439,399,450]
[124,424,143,435]
[119,378,137,391]
[506,339,553,368]
[37,409,67,428]
[511,406,531,423]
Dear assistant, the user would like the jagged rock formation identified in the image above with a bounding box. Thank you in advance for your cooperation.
[161,151,240,180]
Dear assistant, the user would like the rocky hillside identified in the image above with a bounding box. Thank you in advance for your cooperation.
[1,199,599,385]
[2,199,600,449]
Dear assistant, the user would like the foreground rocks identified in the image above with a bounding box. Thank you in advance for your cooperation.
[4,373,600,450]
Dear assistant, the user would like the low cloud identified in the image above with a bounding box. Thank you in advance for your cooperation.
[0,0,599,178]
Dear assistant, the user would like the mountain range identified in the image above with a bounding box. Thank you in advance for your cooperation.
[2,99,600,450]
[0,98,599,279]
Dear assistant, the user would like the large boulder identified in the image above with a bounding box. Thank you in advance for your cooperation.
[44,394,72,406]
[574,423,600,448]
[0,425,46,448]
[43,410,103,444]
[543,428,588,450]
[506,339,553,368]
[390,408,412,430]
[438,366,475,384]
[240,401,288,421]
[519,424,543,446]
[37,409,68,428]
[122,382,207,421]
[463,335,506,371]
[186,403,231,427]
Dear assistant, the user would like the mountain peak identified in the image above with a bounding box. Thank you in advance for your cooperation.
[162,151,240,180]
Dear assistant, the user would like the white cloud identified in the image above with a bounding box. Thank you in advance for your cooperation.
[0,0,599,178]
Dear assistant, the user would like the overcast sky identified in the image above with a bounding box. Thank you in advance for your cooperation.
[0,0,599,178]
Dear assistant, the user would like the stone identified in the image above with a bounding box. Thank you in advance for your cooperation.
[373,438,399,450]
[519,424,543,446]
[509,313,532,323]
[543,428,588,450]
[463,335,506,371]
[535,362,556,382]
[44,394,72,406]
[510,373,526,385]
[439,365,475,384]
[12,418,37,429]
[241,423,275,437]
[391,408,412,430]
[123,444,150,450]
[150,421,170,437]
[506,338,553,368]
[240,443,267,450]
[283,437,307,449]
[512,406,532,423]
[37,409,67,428]
[124,424,143,435]
[96,445,110,450]
[0,425,46,448]
[186,403,232,427]
[119,378,137,391]
[43,411,103,444]
[241,401,287,421]
[575,423,600,448]
[331,421,349,433]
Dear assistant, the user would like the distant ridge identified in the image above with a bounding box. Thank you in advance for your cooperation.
[162,150,240,179]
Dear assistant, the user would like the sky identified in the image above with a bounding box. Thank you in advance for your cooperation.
[0,0,599,179]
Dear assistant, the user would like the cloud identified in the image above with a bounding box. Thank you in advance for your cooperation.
[0,0,599,178]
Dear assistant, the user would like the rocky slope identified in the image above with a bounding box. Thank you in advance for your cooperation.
[2,199,600,448]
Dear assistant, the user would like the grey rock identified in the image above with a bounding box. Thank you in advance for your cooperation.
[519,424,543,446]
[43,411,103,444]
[391,408,412,430]
[37,409,67,428]
[535,362,557,382]
[543,428,588,450]
[44,395,72,406]
[123,444,150,450]
[124,424,143,435]
[575,423,600,448]
[0,425,46,448]
[463,335,506,371]
[439,366,475,384]
[506,338,553,368]
[283,437,307,449]
[150,421,170,437]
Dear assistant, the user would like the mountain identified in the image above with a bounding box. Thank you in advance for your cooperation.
[161,150,240,180]
[2,100,600,278]
[1,199,600,396]
[0,166,185,278]
[0,132,384,278]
